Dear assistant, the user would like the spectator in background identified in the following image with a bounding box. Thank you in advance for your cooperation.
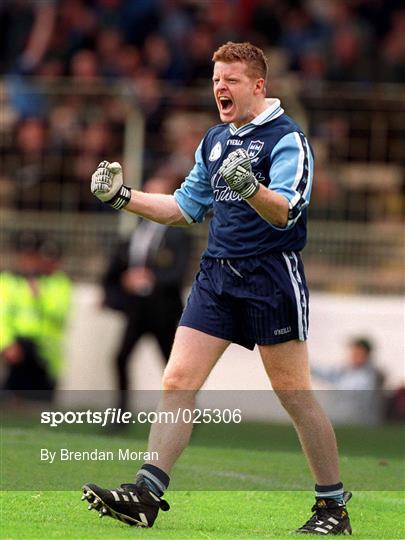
[249,0,284,47]
[48,103,81,152]
[280,3,328,72]
[36,56,65,80]
[12,118,48,210]
[324,0,373,82]
[102,178,192,411]
[298,50,327,83]
[379,9,405,83]
[184,24,216,86]
[96,27,124,79]
[312,337,385,425]
[73,121,116,211]
[158,0,194,55]
[69,49,100,83]
[93,0,122,30]
[150,111,214,191]
[326,26,371,82]
[130,68,168,176]
[57,0,98,61]
[143,33,184,83]
[0,232,72,401]
[201,0,241,46]
[116,0,160,48]
[114,44,141,79]
[0,0,57,118]
[312,337,383,390]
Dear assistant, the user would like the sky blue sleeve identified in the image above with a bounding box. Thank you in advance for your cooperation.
[173,141,213,223]
[269,131,314,229]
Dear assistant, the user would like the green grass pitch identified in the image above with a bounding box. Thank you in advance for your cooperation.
[2,490,404,539]
[1,421,404,538]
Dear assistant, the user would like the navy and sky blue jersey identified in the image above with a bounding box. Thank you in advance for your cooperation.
[174,98,314,258]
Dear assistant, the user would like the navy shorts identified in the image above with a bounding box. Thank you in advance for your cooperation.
[179,252,309,350]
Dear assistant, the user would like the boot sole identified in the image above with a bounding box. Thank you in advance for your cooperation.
[81,484,149,527]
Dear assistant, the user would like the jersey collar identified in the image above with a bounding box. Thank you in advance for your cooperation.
[229,98,284,137]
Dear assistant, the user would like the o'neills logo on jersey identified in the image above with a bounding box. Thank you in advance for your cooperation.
[227,139,243,146]
[209,141,222,161]
[247,140,264,158]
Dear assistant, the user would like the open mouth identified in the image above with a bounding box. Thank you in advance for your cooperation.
[218,96,233,114]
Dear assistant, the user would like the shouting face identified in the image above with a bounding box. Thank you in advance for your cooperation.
[212,61,266,128]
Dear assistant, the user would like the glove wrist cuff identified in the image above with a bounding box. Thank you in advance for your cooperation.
[107,185,131,210]
[240,176,259,199]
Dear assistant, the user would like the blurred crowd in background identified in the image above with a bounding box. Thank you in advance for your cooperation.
[1,0,403,83]
[0,0,404,214]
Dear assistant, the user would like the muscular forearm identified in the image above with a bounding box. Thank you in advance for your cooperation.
[125,190,189,226]
[246,184,289,228]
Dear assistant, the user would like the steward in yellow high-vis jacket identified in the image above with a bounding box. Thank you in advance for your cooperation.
[0,233,71,400]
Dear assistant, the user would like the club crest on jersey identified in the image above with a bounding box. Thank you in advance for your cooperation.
[209,141,222,161]
[247,140,264,159]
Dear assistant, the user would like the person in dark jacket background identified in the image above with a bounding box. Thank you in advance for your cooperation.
[102,178,192,410]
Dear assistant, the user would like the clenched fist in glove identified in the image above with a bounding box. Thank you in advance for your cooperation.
[91,161,132,210]
[219,148,260,199]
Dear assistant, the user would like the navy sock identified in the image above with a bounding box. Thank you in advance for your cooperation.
[136,464,170,497]
[315,482,344,503]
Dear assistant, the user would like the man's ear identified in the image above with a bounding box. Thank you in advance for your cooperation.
[254,78,265,95]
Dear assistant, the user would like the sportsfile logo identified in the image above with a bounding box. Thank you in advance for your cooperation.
[40,408,242,427]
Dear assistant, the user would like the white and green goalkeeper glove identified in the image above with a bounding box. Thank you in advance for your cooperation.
[219,148,260,199]
[91,161,131,210]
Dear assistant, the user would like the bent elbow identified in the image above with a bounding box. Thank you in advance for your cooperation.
[166,213,192,227]
[272,207,289,228]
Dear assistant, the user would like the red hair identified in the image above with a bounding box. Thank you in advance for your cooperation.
[212,42,268,80]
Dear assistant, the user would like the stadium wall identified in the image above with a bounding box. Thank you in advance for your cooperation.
[59,285,403,425]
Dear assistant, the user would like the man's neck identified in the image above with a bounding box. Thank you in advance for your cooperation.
[231,97,280,131]
[254,97,271,118]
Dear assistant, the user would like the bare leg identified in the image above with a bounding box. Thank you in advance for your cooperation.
[259,340,340,485]
[145,326,230,472]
